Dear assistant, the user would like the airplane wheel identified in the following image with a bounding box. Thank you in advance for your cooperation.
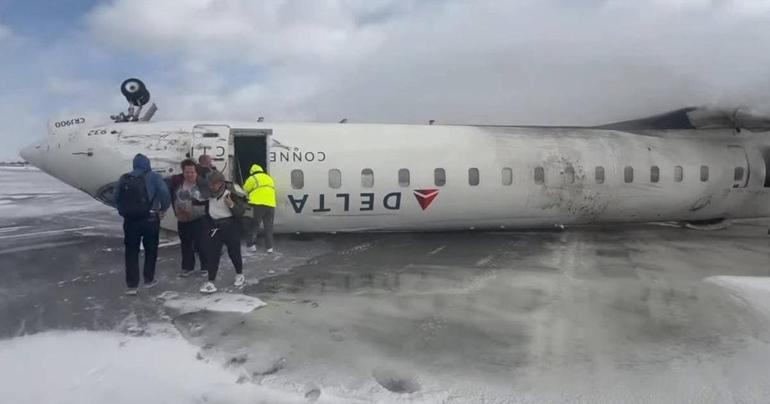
[120,78,150,106]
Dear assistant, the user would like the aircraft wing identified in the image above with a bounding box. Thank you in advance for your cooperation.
[597,107,770,131]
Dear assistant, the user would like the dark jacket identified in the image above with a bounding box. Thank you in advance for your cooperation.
[197,165,217,180]
[114,154,171,216]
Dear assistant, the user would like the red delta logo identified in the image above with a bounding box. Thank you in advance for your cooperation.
[413,189,439,210]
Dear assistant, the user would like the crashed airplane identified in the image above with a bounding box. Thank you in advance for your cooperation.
[19,79,770,232]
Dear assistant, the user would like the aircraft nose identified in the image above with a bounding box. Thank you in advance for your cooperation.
[19,145,30,161]
[20,142,41,167]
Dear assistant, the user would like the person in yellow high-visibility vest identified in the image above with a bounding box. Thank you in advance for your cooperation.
[243,164,276,253]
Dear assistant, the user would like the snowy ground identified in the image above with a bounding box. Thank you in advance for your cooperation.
[4,167,770,403]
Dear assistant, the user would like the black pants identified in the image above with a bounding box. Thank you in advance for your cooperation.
[178,218,207,273]
[204,217,242,281]
[123,216,160,288]
[249,205,275,249]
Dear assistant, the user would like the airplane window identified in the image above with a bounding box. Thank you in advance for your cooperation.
[329,169,342,189]
[534,167,545,185]
[700,165,709,182]
[469,168,480,186]
[651,166,660,183]
[502,168,513,186]
[624,166,633,183]
[674,166,683,182]
[398,169,410,187]
[291,169,304,189]
[595,166,605,184]
[361,168,374,188]
[564,165,575,184]
[735,167,745,181]
[434,168,446,186]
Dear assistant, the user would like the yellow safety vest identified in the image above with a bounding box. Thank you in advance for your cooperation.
[243,164,276,207]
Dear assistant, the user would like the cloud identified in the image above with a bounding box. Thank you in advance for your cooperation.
[77,0,770,127]
[4,0,770,160]
[85,0,408,66]
[46,75,100,96]
[302,1,770,124]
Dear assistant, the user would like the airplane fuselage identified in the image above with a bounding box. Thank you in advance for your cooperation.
[21,119,770,232]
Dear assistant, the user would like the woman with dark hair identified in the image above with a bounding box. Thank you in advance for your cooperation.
[200,171,246,293]
[166,159,209,277]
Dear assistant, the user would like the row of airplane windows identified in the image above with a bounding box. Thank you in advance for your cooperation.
[289,165,746,190]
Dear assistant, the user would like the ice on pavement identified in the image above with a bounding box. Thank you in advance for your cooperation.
[706,276,770,327]
[0,167,109,219]
[8,167,770,402]
[158,291,267,314]
[0,329,372,404]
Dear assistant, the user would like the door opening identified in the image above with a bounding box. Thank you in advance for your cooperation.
[232,129,270,185]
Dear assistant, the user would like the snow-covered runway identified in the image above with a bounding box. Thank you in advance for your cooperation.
[4,167,770,403]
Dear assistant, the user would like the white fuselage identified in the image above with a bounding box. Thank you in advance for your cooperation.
[20,119,770,232]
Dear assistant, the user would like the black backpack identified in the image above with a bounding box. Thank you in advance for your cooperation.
[118,172,152,219]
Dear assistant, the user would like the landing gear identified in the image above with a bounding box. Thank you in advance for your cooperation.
[111,78,157,123]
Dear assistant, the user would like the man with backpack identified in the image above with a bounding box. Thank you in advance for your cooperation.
[114,153,171,295]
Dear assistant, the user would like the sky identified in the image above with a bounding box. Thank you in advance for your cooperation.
[1,0,770,160]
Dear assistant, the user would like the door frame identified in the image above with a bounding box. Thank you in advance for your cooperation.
[192,124,231,179]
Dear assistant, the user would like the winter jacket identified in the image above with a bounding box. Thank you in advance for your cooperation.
[242,164,276,208]
[113,154,171,216]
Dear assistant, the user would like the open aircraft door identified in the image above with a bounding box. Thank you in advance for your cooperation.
[192,124,230,180]
[231,129,270,186]
[727,145,749,188]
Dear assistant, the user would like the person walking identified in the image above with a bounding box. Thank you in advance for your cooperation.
[242,164,276,253]
[114,153,171,295]
[167,159,209,277]
[197,154,217,180]
[200,171,246,294]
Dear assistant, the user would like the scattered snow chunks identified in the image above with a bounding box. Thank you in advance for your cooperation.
[227,353,249,368]
[187,323,205,337]
[372,367,421,394]
[304,383,321,401]
[158,291,266,314]
[703,275,770,342]
[156,290,179,300]
[253,357,288,376]
[705,276,770,320]
[0,331,306,404]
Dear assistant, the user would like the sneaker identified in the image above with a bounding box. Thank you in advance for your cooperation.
[200,281,217,294]
[248,245,258,253]
[199,270,208,277]
[144,280,159,289]
[125,288,138,296]
[179,270,194,278]
[266,248,273,254]
[234,274,245,287]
